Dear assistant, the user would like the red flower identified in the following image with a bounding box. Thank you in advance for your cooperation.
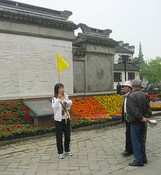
[63,101,67,106]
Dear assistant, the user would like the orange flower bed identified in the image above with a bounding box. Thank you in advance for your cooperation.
[94,95,123,116]
[71,97,109,120]
[71,95,124,121]
[150,104,161,109]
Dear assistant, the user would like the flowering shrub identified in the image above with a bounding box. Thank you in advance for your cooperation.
[70,95,123,124]
[1,94,159,141]
[0,100,32,125]
[150,103,161,110]
[0,100,55,141]
[0,124,55,141]
[148,93,161,110]
[71,97,109,121]
[148,94,158,99]
[94,95,123,116]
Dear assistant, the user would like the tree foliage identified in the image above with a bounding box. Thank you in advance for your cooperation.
[140,57,161,85]
[133,56,144,64]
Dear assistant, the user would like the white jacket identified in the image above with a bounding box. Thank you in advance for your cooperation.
[52,94,71,121]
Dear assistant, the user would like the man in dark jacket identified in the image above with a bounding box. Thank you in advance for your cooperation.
[127,79,150,166]
[121,81,133,156]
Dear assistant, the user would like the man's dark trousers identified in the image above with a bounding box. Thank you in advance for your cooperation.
[130,123,147,163]
[125,121,133,154]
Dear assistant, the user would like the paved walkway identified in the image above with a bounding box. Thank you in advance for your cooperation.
[0,116,161,175]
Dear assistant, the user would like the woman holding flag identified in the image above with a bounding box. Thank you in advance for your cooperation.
[52,53,72,159]
[52,83,73,159]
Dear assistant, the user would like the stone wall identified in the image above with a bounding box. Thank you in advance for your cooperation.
[0,1,77,100]
[73,50,114,93]
[73,24,117,93]
[0,33,73,100]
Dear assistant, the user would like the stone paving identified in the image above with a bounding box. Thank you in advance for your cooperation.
[0,116,161,175]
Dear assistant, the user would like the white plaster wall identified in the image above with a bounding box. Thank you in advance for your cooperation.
[0,33,73,100]
[113,71,139,89]
[114,53,120,63]
[114,53,133,63]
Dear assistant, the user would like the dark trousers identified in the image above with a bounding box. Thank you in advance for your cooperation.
[55,119,71,154]
[130,123,147,163]
[125,121,133,154]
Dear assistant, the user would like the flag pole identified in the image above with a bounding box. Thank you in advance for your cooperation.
[57,53,60,84]
[58,69,61,84]
[56,53,70,124]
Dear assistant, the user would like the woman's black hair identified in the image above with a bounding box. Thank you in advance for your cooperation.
[54,83,64,97]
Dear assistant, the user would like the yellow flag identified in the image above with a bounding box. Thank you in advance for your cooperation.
[57,53,69,72]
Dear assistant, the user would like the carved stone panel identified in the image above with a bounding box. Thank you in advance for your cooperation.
[73,60,85,93]
[86,54,113,92]
[0,33,73,99]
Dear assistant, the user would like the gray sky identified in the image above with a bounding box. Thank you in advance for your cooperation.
[11,0,161,60]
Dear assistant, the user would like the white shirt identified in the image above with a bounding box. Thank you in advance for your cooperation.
[124,91,131,120]
[52,94,71,121]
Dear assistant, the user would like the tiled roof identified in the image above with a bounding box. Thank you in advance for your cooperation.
[115,45,134,54]
[0,0,77,30]
[73,33,118,47]
[114,63,140,71]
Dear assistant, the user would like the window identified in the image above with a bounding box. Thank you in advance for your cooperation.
[114,73,122,82]
[128,72,135,80]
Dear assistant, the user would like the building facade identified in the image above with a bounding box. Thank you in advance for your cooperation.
[114,41,140,89]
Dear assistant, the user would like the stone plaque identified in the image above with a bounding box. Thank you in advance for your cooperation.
[24,100,53,116]
[23,100,54,126]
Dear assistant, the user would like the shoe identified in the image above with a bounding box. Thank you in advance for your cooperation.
[129,162,144,166]
[64,151,73,156]
[58,154,64,159]
[121,150,131,156]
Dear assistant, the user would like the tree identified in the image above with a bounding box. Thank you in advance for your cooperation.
[140,57,161,88]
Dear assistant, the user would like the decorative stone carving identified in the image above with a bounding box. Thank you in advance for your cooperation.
[73,23,118,48]
[78,23,112,38]
[60,10,73,19]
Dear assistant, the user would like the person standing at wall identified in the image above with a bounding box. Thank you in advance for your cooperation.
[52,83,73,159]
[121,81,133,156]
[127,79,150,166]
[117,83,122,95]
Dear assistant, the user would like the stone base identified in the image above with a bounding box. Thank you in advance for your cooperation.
[34,115,53,126]
[24,100,54,126]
